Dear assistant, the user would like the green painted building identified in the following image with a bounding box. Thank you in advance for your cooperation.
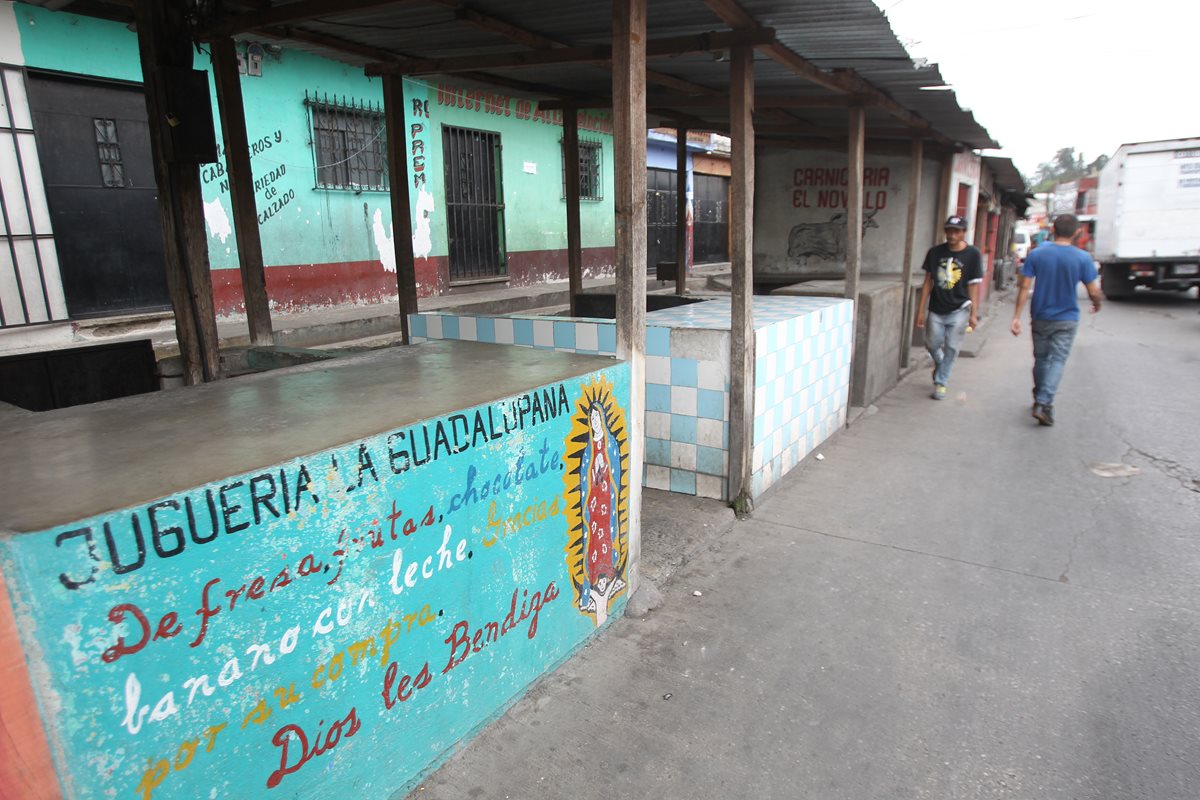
[0,1,616,322]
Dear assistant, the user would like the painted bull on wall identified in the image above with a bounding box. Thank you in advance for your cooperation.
[787,208,880,264]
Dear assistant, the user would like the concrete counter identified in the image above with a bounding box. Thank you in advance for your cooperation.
[409,295,854,501]
[0,340,633,799]
[0,340,619,533]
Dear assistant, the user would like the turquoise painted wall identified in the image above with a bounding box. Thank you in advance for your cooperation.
[12,4,616,287]
[419,81,616,256]
[12,3,142,83]
[0,365,632,799]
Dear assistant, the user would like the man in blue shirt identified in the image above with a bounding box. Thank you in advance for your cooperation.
[1010,214,1103,426]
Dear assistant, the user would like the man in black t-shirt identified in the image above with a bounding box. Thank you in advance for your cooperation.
[915,215,984,400]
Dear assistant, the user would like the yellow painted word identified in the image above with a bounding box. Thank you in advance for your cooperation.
[311,606,438,690]
[483,494,563,547]
[135,722,227,800]
[241,683,303,730]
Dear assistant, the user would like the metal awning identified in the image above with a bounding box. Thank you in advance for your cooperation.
[982,156,1027,194]
[31,0,998,150]
[982,155,1032,215]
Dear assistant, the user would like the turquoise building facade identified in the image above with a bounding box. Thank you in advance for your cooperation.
[1,1,616,319]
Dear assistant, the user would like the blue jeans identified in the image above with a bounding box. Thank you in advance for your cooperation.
[1031,319,1078,406]
[925,306,970,386]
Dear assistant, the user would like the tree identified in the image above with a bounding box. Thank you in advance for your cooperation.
[1028,146,1089,192]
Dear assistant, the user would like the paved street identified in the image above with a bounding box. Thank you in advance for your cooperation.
[410,289,1200,800]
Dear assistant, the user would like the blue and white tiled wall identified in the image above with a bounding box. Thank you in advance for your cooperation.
[408,295,852,502]
[409,311,730,498]
[409,313,615,355]
[750,300,854,498]
[642,327,730,500]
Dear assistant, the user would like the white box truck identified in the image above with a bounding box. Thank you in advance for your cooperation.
[1095,137,1200,299]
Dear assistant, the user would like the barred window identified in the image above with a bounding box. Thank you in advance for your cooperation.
[305,92,388,191]
[94,118,125,188]
[562,139,602,201]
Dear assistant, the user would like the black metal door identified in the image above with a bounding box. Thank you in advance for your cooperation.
[27,73,170,318]
[693,173,729,263]
[647,167,677,267]
[443,125,506,282]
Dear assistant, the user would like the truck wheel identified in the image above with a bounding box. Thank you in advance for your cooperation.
[1102,264,1133,300]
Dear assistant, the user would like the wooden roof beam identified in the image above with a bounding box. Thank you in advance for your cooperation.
[757,123,928,137]
[453,5,720,97]
[758,135,949,156]
[647,93,877,109]
[703,0,953,144]
[704,0,847,93]
[204,0,442,38]
[649,109,728,134]
[248,23,602,105]
[365,28,775,75]
[758,108,825,135]
[254,24,398,62]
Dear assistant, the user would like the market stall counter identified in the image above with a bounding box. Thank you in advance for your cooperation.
[409,294,854,501]
[0,340,632,800]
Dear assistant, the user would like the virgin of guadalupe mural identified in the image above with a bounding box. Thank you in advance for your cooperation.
[562,376,629,626]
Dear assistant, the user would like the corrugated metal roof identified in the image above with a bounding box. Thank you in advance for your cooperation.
[33,0,998,149]
[982,156,1028,194]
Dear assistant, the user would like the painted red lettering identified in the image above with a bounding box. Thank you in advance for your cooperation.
[265,706,361,789]
[102,603,151,663]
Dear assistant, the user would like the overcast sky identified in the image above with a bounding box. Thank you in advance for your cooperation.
[879,0,1200,180]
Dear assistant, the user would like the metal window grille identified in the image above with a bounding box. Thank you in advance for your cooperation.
[561,138,602,201]
[0,65,66,328]
[94,118,125,188]
[443,125,506,282]
[305,91,388,191]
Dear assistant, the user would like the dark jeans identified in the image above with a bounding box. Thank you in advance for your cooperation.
[1031,319,1078,406]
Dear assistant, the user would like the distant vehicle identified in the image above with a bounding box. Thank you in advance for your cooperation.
[1095,137,1200,299]
[1012,230,1030,261]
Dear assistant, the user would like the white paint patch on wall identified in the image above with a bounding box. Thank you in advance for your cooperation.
[413,187,435,259]
[373,188,436,271]
[373,208,395,272]
[203,198,232,244]
[0,2,25,66]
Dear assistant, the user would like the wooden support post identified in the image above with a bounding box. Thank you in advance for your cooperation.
[382,73,418,343]
[899,136,923,368]
[728,45,754,514]
[563,105,583,316]
[613,0,647,594]
[133,0,220,384]
[934,152,953,242]
[675,126,688,294]
[844,106,866,303]
[211,37,273,346]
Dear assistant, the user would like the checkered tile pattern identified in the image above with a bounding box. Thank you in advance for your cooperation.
[642,325,730,501]
[409,312,616,356]
[409,294,852,503]
[750,299,854,498]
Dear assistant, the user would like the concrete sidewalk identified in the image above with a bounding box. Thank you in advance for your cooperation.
[405,292,1200,800]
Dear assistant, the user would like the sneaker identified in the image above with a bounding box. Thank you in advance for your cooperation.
[932,384,947,401]
[1032,403,1054,426]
